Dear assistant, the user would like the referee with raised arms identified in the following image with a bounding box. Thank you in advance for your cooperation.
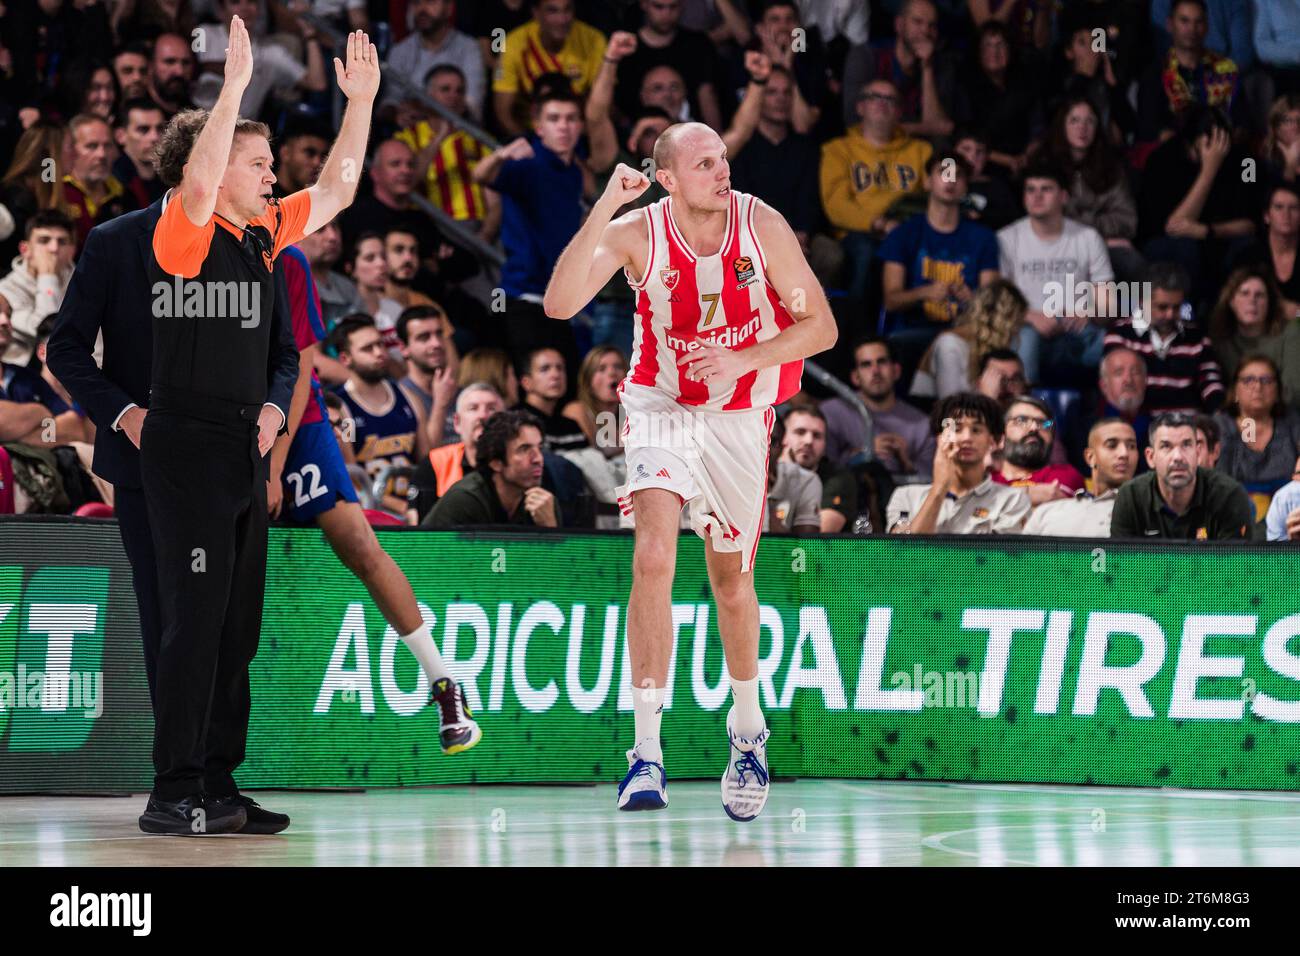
[138,17,380,835]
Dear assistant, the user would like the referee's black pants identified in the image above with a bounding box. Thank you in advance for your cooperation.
[140,386,268,802]
[113,485,163,706]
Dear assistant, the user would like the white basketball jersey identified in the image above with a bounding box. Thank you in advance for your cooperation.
[620,191,802,413]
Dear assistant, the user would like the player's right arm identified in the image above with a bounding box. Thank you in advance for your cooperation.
[267,341,316,517]
[543,163,651,320]
[178,15,254,226]
[280,342,316,449]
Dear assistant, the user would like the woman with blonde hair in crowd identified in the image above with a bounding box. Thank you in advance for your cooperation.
[1263,93,1300,187]
[1207,265,1295,391]
[559,346,629,528]
[457,347,519,407]
[0,122,66,263]
[911,278,1028,401]
[562,346,628,457]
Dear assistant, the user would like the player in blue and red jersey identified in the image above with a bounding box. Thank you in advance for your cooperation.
[269,243,481,755]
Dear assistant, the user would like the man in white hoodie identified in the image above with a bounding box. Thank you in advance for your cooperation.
[0,211,77,368]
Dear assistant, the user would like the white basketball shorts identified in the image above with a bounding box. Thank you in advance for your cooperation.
[615,382,775,572]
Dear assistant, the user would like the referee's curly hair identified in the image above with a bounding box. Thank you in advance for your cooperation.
[153,109,272,188]
[475,409,545,478]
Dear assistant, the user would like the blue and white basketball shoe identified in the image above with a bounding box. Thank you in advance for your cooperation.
[617,745,668,811]
[721,708,770,822]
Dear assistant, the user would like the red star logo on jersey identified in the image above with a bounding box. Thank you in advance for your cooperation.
[660,268,680,291]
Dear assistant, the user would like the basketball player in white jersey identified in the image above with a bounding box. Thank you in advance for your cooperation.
[543,122,837,820]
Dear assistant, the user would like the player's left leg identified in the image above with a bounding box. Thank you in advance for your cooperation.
[704,540,771,823]
[315,500,482,755]
[282,420,480,755]
[690,405,776,821]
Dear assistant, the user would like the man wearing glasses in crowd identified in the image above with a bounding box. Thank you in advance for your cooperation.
[992,396,1086,506]
[820,77,931,302]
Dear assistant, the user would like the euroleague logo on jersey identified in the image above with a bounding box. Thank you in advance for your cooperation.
[732,256,756,290]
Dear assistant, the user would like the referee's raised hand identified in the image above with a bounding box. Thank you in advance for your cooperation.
[224,14,254,91]
[334,29,380,103]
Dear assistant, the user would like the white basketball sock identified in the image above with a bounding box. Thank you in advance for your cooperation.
[632,685,666,764]
[400,623,453,684]
[729,676,764,738]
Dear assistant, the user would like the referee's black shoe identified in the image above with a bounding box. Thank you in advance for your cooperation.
[139,794,247,836]
[208,793,291,834]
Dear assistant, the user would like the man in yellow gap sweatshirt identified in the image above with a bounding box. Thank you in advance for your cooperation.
[820,78,932,302]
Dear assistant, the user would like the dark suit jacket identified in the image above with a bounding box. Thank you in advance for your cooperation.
[47,196,299,490]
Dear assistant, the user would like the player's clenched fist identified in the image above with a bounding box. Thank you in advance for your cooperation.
[602,163,651,207]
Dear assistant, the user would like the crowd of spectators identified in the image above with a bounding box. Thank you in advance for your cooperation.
[4,0,1300,543]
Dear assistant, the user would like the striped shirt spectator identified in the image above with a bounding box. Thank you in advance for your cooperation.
[1102,261,1225,413]
[492,10,606,136]
[394,60,494,225]
[1103,320,1225,413]
[495,19,605,96]
[409,127,489,219]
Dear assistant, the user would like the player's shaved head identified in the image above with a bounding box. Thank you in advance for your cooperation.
[652,121,731,212]
[652,121,719,175]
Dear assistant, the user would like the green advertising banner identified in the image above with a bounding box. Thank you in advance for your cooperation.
[0,522,152,793]
[2,518,1299,793]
